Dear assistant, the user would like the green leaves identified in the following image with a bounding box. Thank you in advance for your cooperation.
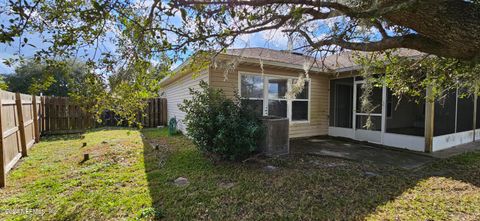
[4,59,88,96]
[68,58,165,127]
[355,50,480,103]
[180,8,187,21]
[91,0,102,11]
[179,81,264,161]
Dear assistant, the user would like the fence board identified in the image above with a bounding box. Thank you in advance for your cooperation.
[33,95,40,143]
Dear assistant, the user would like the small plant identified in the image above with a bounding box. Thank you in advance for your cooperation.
[168,117,178,136]
[136,207,164,220]
[179,81,264,161]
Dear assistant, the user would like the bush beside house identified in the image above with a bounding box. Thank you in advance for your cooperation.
[179,81,264,161]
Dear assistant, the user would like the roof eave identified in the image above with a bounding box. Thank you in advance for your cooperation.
[216,54,326,73]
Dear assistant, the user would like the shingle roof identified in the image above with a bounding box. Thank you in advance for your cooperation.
[161,47,424,86]
[225,47,424,72]
[321,49,424,72]
[225,47,322,69]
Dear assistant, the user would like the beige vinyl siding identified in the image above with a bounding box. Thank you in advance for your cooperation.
[159,70,208,133]
[209,64,330,138]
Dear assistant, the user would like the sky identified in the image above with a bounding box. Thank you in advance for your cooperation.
[0,22,291,74]
[0,33,47,74]
[0,0,343,74]
[0,26,120,74]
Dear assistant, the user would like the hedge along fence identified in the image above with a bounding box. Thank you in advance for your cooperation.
[1,94,168,188]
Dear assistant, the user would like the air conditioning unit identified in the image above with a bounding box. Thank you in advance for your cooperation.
[259,116,289,156]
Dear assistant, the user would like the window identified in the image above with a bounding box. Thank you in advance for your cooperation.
[241,75,263,98]
[240,75,264,116]
[268,78,288,117]
[239,73,310,122]
[291,80,309,121]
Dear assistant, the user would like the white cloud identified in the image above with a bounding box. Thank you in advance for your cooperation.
[260,28,289,48]
[230,33,254,48]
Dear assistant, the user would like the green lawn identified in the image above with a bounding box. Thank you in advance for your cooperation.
[1,127,479,220]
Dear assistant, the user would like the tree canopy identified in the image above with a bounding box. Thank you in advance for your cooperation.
[2,0,479,60]
[1,0,479,124]
[3,60,88,96]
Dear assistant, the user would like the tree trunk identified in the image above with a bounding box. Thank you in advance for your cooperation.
[384,0,480,60]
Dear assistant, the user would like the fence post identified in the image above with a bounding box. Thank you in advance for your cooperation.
[15,93,27,157]
[32,95,40,143]
[46,97,51,132]
[0,95,5,188]
[40,96,45,133]
[156,98,158,126]
[163,98,168,126]
[149,99,152,127]
[65,97,70,130]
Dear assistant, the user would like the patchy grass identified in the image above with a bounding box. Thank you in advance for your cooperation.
[1,127,480,220]
[141,128,480,220]
[0,128,155,220]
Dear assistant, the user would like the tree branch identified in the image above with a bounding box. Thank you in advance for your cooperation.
[290,28,452,57]
[373,20,388,39]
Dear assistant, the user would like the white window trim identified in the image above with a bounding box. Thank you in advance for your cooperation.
[238,71,311,124]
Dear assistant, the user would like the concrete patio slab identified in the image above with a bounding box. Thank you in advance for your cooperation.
[291,137,435,170]
[429,141,480,159]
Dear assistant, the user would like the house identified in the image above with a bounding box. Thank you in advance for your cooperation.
[159,47,479,153]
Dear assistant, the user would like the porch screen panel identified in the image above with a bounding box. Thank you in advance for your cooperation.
[329,77,353,128]
[434,90,457,136]
[477,97,480,129]
[456,90,474,132]
[354,83,382,131]
[356,115,381,131]
[356,86,382,114]
[385,90,425,136]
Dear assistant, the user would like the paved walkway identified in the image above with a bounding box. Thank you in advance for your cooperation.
[291,137,435,170]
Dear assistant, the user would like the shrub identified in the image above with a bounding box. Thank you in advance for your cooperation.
[179,81,264,161]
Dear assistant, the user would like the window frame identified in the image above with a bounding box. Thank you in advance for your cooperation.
[239,74,265,117]
[267,77,288,118]
[238,72,311,124]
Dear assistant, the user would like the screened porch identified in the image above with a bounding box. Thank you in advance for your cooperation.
[328,76,480,152]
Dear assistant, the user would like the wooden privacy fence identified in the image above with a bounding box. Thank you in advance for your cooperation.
[0,91,41,188]
[141,98,168,128]
[42,97,96,135]
[43,97,168,132]
[1,94,167,187]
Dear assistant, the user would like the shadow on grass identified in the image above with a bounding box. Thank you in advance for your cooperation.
[140,128,175,220]
[140,128,480,220]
